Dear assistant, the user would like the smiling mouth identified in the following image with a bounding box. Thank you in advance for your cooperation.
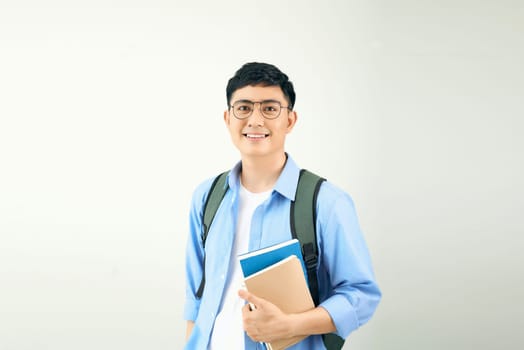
[243,133,269,139]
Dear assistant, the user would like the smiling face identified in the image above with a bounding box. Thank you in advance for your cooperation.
[224,84,297,161]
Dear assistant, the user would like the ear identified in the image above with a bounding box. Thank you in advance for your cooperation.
[224,109,230,126]
[286,110,298,133]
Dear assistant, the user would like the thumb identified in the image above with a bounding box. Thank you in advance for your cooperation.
[238,289,265,307]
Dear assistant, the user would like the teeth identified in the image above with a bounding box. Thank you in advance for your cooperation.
[246,134,266,138]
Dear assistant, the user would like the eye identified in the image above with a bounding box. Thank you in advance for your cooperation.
[262,103,280,112]
[236,104,252,112]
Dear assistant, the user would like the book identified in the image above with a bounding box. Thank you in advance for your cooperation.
[243,255,315,350]
[238,238,307,281]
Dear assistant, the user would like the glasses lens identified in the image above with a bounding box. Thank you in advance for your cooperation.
[260,101,281,119]
[233,102,253,119]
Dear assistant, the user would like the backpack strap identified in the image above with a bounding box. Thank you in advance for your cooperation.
[290,169,345,350]
[195,171,229,299]
[290,169,325,305]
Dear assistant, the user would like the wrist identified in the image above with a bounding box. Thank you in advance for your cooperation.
[285,313,301,338]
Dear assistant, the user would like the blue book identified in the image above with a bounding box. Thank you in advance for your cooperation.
[238,239,308,282]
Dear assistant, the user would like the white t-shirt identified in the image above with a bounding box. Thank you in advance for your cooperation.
[208,184,271,350]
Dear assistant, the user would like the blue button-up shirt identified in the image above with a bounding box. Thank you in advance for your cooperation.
[184,155,381,349]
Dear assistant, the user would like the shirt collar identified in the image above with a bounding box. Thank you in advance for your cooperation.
[226,153,300,201]
[227,161,242,191]
[274,154,300,201]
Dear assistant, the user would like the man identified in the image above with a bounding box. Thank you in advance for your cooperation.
[184,62,381,349]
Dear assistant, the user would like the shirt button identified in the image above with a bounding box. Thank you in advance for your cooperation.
[221,274,225,280]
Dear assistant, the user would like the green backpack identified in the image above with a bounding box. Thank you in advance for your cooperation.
[195,169,344,350]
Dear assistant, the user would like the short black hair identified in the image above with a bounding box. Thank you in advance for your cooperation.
[226,62,296,109]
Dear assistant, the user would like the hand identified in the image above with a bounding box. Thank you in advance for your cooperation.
[238,289,294,343]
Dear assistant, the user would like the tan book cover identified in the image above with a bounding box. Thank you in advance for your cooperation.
[244,255,315,350]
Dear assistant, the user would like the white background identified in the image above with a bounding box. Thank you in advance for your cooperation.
[1,1,523,349]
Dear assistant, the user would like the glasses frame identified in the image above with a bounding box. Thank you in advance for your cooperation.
[229,100,292,120]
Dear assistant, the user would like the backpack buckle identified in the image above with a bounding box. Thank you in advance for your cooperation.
[302,242,318,270]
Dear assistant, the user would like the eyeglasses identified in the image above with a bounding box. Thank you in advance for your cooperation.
[230,100,291,120]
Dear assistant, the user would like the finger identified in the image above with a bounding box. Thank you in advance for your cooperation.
[238,289,264,307]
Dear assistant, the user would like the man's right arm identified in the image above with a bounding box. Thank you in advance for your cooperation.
[186,321,194,341]
[184,180,213,345]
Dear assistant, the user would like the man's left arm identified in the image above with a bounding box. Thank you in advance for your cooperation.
[239,188,381,342]
[316,191,382,338]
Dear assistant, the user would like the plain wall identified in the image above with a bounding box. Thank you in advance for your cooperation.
[1,1,522,349]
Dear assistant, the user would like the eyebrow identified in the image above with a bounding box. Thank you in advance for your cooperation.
[233,99,282,104]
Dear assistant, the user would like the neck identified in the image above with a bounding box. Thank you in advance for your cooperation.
[240,153,287,193]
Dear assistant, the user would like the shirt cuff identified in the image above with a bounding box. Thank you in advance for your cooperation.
[183,297,201,321]
[319,294,359,338]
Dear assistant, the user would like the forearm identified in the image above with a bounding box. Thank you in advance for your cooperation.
[186,321,194,341]
[288,306,336,337]
[240,288,338,342]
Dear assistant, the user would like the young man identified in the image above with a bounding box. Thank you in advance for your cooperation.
[184,62,381,349]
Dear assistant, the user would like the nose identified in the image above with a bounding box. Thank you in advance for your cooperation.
[247,102,265,126]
